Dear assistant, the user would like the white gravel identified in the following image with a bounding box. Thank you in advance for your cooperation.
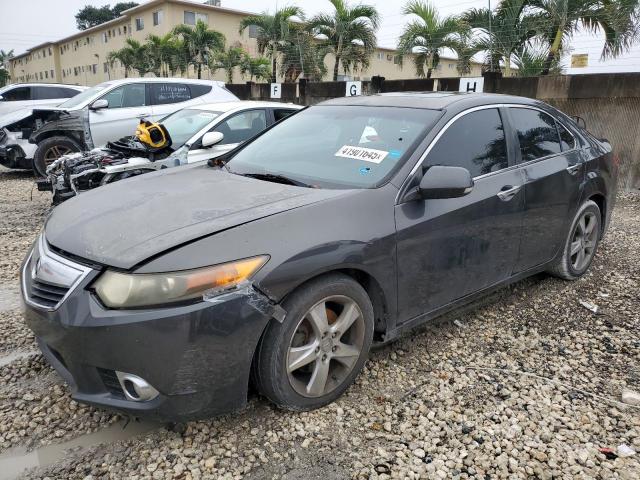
[0,166,638,479]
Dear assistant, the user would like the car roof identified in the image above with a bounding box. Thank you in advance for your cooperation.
[101,78,226,87]
[3,83,87,90]
[191,101,303,113]
[318,92,541,110]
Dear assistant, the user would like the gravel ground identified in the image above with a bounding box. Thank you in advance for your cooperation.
[0,166,638,479]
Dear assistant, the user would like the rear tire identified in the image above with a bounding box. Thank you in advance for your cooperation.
[548,200,601,280]
[255,273,374,411]
[33,136,82,177]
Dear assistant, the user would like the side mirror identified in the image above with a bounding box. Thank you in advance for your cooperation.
[418,165,474,199]
[201,131,224,148]
[90,98,108,110]
[572,115,586,129]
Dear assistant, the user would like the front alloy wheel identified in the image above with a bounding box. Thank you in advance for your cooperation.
[287,296,366,397]
[255,273,374,411]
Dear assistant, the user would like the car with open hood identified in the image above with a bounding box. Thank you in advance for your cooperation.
[0,78,237,175]
[37,101,301,204]
[21,92,618,421]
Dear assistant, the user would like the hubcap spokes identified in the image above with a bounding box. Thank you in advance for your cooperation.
[44,146,72,164]
[287,296,365,398]
[570,212,597,271]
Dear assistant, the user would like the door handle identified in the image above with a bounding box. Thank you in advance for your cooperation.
[566,164,581,175]
[497,185,521,201]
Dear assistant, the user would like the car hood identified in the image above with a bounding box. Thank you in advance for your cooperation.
[45,165,348,269]
[0,108,34,128]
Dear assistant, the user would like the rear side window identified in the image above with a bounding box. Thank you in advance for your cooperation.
[509,108,561,162]
[2,86,31,101]
[426,108,508,178]
[189,84,212,99]
[274,108,297,122]
[150,83,192,105]
[557,122,575,151]
[34,86,79,100]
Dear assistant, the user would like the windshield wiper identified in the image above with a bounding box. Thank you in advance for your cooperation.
[241,172,312,188]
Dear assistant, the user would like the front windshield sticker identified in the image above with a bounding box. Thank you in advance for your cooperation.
[335,145,389,164]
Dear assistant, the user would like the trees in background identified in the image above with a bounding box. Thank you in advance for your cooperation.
[308,0,380,81]
[397,1,462,78]
[172,20,225,79]
[75,3,138,30]
[239,6,304,83]
[241,56,271,82]
[211,46,246,84]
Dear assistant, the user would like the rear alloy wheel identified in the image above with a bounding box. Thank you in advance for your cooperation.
[549,200,601,280]
[255,274,374,410]
[33,136,82,177]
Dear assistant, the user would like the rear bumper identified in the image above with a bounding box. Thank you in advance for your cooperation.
[22,266,273,421]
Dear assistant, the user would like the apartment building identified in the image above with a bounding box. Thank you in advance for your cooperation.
[9,0,483,86]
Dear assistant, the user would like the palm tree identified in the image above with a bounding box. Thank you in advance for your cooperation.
[172,20,225,79]
[0,49,13,66]
[397,1,462,78]
[448,26,482,75]
[0,49,13,87]
[279,26,329,82]
[239,6,304,83]
[108,38,151,77]
[212,46,246,84]
[462,0,541,76]
[308,0,379,81]
[241,56,271,82]
[513,43,564,76]
[529,0,640,75]
[146,34,181,77]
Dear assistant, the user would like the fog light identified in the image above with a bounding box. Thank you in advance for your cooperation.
[115,371,159,402]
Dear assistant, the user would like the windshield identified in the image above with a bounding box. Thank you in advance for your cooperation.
[228,105,441,188]
[58,82,112,109]
[160,108,222,147]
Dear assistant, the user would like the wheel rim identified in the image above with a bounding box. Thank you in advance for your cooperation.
[44,145,72,164]
[570,211,598,271]
[287,295,365,398]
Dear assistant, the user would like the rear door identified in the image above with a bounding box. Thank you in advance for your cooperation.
[395,106,525,322]
[89,82,150,146]
[187,108,268,163]
[506,106,584,273]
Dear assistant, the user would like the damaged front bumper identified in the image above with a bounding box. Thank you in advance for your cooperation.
[22,255,280,421]
[0,129,35,170]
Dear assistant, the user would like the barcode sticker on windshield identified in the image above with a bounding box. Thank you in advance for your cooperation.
[335,145,388,164]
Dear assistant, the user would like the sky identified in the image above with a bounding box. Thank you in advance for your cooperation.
[1,0,639,74]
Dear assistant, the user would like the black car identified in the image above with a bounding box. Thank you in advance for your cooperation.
[21,93,617,421]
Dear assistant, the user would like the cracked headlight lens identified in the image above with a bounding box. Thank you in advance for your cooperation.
[93,256,269,308]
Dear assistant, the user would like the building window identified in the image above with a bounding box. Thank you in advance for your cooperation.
[376,52,384,60]
[248,24,259,38]
[45,70,48,78]
[184,11,208,25]
[103,32,108,43]
[135,17,144,30]
[50,69,54,78]
[393,55,401,65]
[153,10,163,26]
[103,62,109,73]
[123,25,127,34]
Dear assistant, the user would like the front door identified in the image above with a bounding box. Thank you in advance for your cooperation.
[395,107,525,322]
[505,107,585,273]
[89,83,150,146]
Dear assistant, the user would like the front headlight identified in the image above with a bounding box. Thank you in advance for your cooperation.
[93,256,269,309]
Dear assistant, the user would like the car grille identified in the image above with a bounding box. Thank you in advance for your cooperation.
[22,234,92,311]
[97,368,126,398]
[26,278,69,309]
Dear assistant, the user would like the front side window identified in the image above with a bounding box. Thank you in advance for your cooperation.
[425,108,508,178]
[150,83,191,105]
[509,107,562,162]
[100,84,146,109]
[214,110,267,145]
[2,87,31,101]
[227,106,441,189]
[161,108,221,147]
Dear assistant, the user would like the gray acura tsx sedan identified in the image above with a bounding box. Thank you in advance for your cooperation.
[21,92,617,421]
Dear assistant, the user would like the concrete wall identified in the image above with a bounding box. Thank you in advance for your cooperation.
[485,73,640,189]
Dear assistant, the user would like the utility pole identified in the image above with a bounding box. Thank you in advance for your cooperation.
[488,0,493,72]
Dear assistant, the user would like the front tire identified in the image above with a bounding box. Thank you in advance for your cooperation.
[33,136,82,177]
[255,273,374,411]
[548,200,601,280]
